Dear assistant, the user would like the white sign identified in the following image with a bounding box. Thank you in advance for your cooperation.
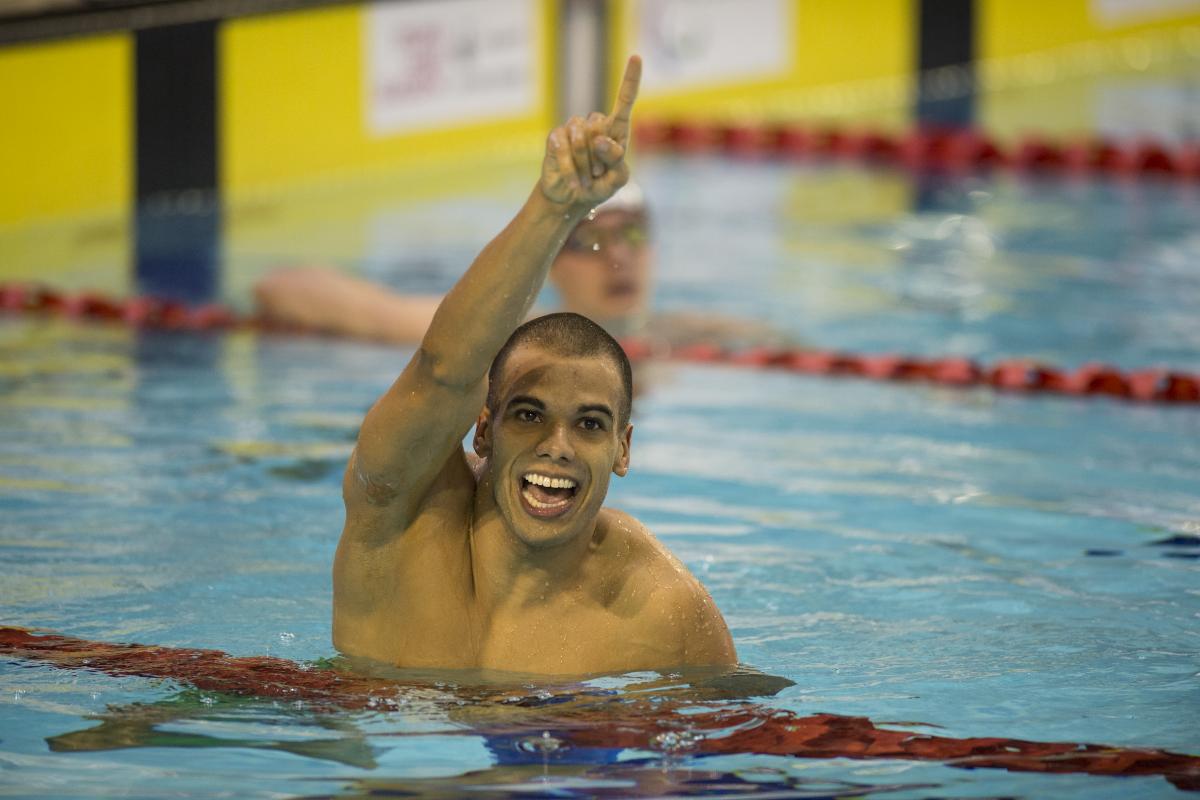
[630,0,793,93]
[365,0,540,135]
[1091,0,1200,25]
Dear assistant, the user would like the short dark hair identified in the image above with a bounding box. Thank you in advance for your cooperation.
[487,312,633,427]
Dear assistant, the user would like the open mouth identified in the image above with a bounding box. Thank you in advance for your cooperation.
[519,472,579,519]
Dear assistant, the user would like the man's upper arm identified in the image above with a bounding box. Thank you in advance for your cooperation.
[342,347,486,536]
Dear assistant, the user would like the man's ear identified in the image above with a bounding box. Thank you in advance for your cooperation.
[613,423,633,477]
[473,407,493,458]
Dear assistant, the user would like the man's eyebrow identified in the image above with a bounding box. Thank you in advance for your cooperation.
[578,403,615,420]
[507,395,545,410]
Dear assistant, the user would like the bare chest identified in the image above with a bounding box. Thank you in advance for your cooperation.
[384,562,674,674]
[475,598,638,675]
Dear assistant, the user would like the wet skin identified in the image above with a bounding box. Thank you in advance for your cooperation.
[474,344,631,550]
[333,344,735,675]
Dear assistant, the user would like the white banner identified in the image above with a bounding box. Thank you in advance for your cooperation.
[630,0,793,93]
[365,0,539,136]
[1091,0,1200,25]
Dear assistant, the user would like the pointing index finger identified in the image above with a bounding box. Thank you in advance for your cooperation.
[608,55,642,147]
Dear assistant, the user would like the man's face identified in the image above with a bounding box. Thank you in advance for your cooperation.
[474,343,632,549]
[550,210,652,325]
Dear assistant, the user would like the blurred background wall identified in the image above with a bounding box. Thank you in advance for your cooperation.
[1,0,1197,294]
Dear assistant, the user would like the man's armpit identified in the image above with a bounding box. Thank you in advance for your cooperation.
[341,450,403,509]
[357,462,403,506]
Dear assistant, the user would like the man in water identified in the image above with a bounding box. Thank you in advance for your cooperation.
[254,181,655,344]
[333,57,737,674]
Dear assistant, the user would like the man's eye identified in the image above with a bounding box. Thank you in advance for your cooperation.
[517,409,541,423]
[622,226,647,247]
[565,234,599,252]
[579,418,604,431]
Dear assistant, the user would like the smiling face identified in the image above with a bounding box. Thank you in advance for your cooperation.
[474,343,632,549]
[550,210,652,327]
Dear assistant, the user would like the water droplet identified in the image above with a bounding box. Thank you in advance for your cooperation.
[517,731,566,754]
[650,729,703,753]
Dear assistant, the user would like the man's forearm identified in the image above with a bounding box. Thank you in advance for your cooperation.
[418,189,588,387]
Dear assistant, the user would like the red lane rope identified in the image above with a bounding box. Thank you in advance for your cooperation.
[3,282,1196,405]
[620,339,1200,405]
[635,120,1200,180]
[2,627,1198,790]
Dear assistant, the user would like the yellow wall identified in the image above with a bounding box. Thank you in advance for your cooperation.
[978,0,1200,141]
[611,0,914,129]
[3,0,1196,237]
[979,0,1200,57]
[221,0,559,195]
[0,33,131,227]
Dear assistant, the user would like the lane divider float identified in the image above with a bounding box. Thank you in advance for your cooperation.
[3,282,1196,405]
[2,626,1198,790]
[635,121,1200,180]
[620,339,1199,405]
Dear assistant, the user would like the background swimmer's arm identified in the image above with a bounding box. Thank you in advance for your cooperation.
[342,56,642,538]
[254,267,440,344]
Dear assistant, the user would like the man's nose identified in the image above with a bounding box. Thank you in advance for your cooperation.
[536,424,575,461]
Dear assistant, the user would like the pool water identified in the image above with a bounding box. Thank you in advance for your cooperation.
[1,157,1199,798]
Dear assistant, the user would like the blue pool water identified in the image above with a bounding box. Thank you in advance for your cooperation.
[1,157,1198,798]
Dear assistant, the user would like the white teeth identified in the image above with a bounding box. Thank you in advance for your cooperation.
[521,487,571,509]
[523,473,577,490]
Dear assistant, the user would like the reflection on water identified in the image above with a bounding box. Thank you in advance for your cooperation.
[51,690,942,798]
[40,666,799,788]
[48,691,380,769]
[337,764,936,799]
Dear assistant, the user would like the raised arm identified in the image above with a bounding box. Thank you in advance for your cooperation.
[343,56,643,537]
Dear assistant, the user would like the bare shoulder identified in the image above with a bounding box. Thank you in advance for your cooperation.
[595,508,737,667]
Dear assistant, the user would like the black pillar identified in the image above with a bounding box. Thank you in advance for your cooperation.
[134,21,220,304]
[916,0,975,129]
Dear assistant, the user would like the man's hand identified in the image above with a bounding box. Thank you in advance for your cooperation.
[540,55,642,209]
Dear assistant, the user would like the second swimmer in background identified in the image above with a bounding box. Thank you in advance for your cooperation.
[254,187,781,351]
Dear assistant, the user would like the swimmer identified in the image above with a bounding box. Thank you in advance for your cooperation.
[254,181,655,343]
[254,170,777,350]
[332,56,737,675]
